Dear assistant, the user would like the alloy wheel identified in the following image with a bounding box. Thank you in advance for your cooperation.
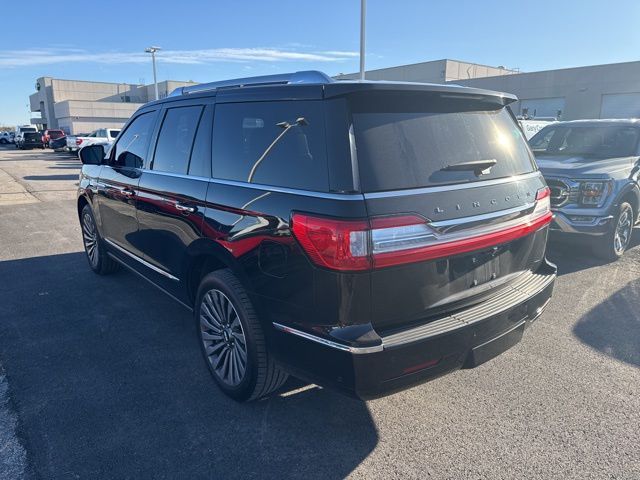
[614,207,632,254]
[200,289,248,387]
[81,212,99,268]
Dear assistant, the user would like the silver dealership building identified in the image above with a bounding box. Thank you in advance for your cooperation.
[338,59,640,120]
[29,77,197,134]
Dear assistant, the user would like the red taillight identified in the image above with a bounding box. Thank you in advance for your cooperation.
[536,186,550,201]
[292,188,553,272]
[291,214,371,271]
[76,138,83,145]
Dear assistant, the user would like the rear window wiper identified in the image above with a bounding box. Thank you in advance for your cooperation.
[441,159,497,176]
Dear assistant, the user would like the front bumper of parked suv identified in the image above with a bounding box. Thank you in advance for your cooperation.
[271,260,556,400]
[549,210,614,236]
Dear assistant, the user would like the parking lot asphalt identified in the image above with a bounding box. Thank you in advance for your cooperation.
[0,146,638,479]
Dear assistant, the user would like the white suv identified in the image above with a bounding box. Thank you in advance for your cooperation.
[0,132,15,144]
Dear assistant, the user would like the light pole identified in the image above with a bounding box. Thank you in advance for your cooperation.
[145,46,161,100]
[359,0,366,80]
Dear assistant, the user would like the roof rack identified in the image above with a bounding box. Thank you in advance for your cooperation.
[169,70,333,97]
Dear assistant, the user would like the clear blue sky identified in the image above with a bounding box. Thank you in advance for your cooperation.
[1,0,639,125]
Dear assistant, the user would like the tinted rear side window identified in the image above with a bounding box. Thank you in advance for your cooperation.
[153,106,203,174]
[351,98,536,192]
[212,101,329,191]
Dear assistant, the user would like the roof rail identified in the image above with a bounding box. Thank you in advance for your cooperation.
[169,70,333,97]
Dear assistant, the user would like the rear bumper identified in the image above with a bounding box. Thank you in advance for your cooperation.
[271,260,556,400]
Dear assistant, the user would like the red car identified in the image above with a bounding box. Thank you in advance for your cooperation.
[41,129,65,148]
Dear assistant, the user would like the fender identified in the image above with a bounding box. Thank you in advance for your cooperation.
[183,237,258,299]
[613,181,640,212]
[77,165,104,231]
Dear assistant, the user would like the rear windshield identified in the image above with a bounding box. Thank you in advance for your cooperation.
[529,125,639,158]
[49,131,64,139]
[351,98,536,192]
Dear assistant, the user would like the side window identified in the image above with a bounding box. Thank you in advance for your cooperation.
[529,128,556,151]
[212,101,329,191]
[188,105,214,178]
[152,106,203,174]
[111,111,156,168]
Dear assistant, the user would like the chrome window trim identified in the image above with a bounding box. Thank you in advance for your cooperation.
[141,169,210,182]
[363,171,542,199]
[137,170,541,202]
[206,178,365,200]
[140,169,365,200]
[272,323,384,354]
[104,239,179,281]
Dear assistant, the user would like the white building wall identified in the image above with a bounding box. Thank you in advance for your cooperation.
[454,61,640,120]
[335,59,517,84]
[28,77,196,133]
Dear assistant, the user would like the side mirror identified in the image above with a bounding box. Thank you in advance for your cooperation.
[79,144,106,165]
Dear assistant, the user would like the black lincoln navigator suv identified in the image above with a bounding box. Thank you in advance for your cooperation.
[77,71,556,401]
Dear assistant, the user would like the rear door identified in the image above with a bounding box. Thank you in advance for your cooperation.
[135,101,214,300]
[348,91,549,330]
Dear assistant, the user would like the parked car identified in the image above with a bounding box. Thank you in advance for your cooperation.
[77,71,556,402]
[68,128,120,154]
[14,125,38,149]
[530,119,640,259]
[41,129,65,148]
[0,131,14,144]
[49,135,68,151]
[18,131,44,150]
[66,133,88,153]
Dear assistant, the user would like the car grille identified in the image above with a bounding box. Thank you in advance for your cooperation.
[546,178,578,208]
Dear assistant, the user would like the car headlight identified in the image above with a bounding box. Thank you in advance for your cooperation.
[578,181,611,207]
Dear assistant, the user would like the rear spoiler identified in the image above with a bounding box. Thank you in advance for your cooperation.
[324,82,517,107]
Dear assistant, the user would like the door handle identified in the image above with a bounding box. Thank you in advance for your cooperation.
[175,203,197,213]
[121,188,135,197]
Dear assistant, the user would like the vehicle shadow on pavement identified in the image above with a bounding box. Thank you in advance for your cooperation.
[572,278,640,368]
[47,165,81,170]
[546,227,640,276]
[0,252,378,479]
[22,174,79,181]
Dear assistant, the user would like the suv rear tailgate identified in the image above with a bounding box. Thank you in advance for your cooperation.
[348,90,550,331]
[364,174,549,330]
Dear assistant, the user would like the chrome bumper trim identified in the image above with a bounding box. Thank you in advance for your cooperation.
[272,323,384,354]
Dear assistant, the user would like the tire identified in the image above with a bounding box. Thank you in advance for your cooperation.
[80,204,120,275]
[0,139,6,145]
[594,202,634,261]
[196,269,288,402]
